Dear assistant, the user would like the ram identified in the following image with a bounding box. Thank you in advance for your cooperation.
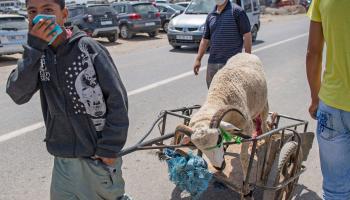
[176,53,269,177]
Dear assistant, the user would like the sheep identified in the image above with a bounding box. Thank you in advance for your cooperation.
[175,53,269,179]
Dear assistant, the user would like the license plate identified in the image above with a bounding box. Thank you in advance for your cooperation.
[7,35,24,40]
[176,35,193,40]
[0,36,8,43]
[15,35,24,40]
[101,21,112,25]
[145,22,155,26]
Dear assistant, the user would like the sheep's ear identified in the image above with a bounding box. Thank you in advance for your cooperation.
[220,121,242,133]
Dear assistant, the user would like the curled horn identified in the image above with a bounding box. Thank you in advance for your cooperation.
[209,106,246,129]
[175,124,194,136]
[173,124,194,145]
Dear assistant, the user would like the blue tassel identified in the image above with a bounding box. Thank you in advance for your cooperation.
[163,148,212,200]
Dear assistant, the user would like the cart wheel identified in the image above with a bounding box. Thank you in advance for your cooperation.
[263,141,303,200]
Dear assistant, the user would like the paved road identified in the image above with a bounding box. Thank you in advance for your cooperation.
[0,14,322,200]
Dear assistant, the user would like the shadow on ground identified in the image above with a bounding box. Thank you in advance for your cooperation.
[170,180,240,200]
[293,184,322,200]
[253,40,265,46]
[97,33,165,47]
[96,40,122,47]
[0,55,19,68]
[170,181,321,200]
[121,33,164,42]
[169,47,200,54]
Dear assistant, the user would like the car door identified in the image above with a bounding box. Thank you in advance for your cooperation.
[156,5,168,24]
[242,0,254,28]
[251,0,260,27]
[67,6,86,27]
[114,4,128,24]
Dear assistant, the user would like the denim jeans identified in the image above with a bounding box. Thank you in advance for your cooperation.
[206,63,225,88]
[316,101,350,200]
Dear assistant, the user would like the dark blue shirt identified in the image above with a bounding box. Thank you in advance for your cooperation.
[203,2,251,64]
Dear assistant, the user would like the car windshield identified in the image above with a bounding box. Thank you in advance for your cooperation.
[87,5,115,14]
[133,4,158,13]
[168,4,185,11]
[185,0,215,14]
[68,7,85,17]
[0,17,28,30]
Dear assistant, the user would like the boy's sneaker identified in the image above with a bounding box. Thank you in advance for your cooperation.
[118,194,133,200]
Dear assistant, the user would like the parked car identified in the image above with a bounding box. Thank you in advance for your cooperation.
[66,4,119,42]
[176,2,190,8]
[17,8,28,18]
[0,14,28,56]
[155,3,185,33]
[3,7,20,14]
[111,2,161,39]
[167,0,261,49]
[155,0,168,3]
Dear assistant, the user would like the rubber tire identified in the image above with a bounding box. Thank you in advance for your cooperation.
[107,34,118,43]
[252,25,258,43]
[172,45,181,49]
[163,21,169,33]
[148,30,158,38]
[120,25,133,39]
[263,141,303,200]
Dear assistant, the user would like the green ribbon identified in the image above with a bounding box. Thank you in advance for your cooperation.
[220,127,242,144]
[204,128,242,151]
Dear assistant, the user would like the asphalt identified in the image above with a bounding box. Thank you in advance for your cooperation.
[0,14,323,200]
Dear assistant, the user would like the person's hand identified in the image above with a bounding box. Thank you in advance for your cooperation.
[309,99,319,120]
[29,19,57,43]
[193,59,201,75]
[94,155,117,166]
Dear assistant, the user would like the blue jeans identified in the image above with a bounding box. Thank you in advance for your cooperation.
[316,101,350,200]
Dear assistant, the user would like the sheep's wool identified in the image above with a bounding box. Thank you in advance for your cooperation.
[189,53,269,172]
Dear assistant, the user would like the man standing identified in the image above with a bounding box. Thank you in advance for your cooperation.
[193,0,252,88]
[306,0,350,199]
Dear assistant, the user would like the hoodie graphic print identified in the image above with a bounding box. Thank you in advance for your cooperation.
[62,42,107,132]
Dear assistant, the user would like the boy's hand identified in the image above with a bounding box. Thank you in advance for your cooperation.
[29,19,57,43]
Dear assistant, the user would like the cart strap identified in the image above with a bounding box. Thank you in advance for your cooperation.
[205,128,242,151]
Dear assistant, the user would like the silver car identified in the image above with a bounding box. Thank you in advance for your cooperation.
[0,14,28,56]
[167,0,260,49]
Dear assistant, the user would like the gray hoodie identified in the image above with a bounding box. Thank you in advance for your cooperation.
[6,27,129,158]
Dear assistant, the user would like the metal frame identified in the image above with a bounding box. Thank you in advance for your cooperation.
[116,105,309,198]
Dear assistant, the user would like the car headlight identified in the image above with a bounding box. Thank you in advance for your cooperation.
[168,21,175,31]
[198,24,205,32]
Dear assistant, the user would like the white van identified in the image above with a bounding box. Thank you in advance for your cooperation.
[167,0,260,49]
